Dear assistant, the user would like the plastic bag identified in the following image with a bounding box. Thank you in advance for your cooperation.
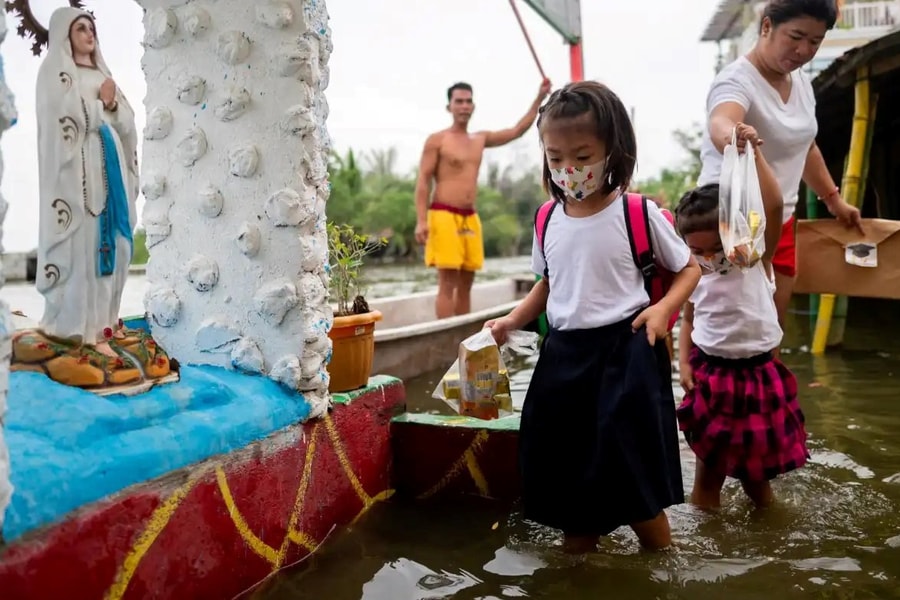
[432,329,539,420]
[719,128,766,269]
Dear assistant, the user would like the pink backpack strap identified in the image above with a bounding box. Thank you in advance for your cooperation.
[623,193,660,299]
[533,200,557,276]
[624,193,654,275]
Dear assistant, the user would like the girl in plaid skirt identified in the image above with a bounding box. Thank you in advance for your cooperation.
[675,124,809,509]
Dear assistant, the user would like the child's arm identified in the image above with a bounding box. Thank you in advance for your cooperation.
[633,256,701,346]
[501,277,549,330]
[658,258,701,323]
[754,145,784,265]
[678,302,695,392]
[678,302,694,368]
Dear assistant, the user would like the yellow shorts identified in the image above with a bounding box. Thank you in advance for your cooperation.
[424,206,484,272]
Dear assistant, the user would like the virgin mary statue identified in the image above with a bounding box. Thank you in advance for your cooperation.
[35,7,138,351]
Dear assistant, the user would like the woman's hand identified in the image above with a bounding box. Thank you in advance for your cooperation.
[827,196,863,233]
[485,317,515,346]
[100,78,117,109]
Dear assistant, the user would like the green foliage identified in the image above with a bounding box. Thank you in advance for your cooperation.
[325,148,545,260]
[131,133,703,270]
[131,228,149,265]
[634,124,704,210]
[320,127,704,265]
[327,221,386,316]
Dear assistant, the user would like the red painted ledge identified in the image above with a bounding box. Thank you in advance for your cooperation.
[0,377,405,600]
[391,413,521,503]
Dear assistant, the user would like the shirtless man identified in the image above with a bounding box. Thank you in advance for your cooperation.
[415,80,552,319]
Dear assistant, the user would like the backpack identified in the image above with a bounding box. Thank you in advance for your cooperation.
[534,193,680,332]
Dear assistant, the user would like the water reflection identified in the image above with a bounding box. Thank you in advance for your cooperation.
[256,298,900,599]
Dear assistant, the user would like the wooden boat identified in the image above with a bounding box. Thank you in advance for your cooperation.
[369,277,534,381]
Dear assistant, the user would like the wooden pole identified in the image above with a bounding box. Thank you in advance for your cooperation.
[805,186,819,332]
[812,66,871,355]
[569,41,584,82]
[825,93,879,348]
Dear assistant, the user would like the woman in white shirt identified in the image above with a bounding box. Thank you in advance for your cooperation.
[697,0,862,326]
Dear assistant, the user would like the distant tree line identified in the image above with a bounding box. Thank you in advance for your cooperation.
[130,125,703,265]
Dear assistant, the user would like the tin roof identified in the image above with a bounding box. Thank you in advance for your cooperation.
[700,0,753,42]
[813,29,900,95]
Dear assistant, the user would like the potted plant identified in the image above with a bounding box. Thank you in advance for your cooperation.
[326,222,384,392]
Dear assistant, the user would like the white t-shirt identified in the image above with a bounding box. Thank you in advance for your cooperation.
[532,196,691,331]
[697,56,818,222]
[690,259,782,359]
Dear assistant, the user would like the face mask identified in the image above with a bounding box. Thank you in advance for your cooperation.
[550,159,606,201]
[696,250,729,275]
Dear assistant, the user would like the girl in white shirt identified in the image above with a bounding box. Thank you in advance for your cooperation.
[487,81,700,553]
[678,125,808,510]
[697,0,861,326]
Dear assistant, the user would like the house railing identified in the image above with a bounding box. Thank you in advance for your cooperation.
[837,0,899,30]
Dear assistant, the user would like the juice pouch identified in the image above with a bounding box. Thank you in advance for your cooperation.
[433,329,538,420]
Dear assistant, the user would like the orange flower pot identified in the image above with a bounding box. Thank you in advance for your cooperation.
[327,310,383,393]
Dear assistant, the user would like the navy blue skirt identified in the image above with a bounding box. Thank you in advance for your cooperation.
[519,317,684,537]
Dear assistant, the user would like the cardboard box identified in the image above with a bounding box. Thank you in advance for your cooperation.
[795,218,900,299]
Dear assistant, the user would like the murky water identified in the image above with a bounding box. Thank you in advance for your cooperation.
[257,298,900,599]
[0,256,532,318]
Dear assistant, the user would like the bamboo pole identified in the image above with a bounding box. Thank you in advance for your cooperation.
[811,66,871,355]
[826,95,878,347]
[806,186,820,332]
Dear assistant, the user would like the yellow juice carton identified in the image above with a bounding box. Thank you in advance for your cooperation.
[459,334,502,420]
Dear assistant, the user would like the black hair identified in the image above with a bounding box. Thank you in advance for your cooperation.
[759,0,838,32]
[675,184,719,236]
[536,81,637,203]
[447,82,473,103]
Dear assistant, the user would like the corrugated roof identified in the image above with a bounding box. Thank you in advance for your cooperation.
[701,0,753,42]
[813,29,900,95]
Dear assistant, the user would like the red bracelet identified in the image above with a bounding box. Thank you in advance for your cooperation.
[818,187,840,203]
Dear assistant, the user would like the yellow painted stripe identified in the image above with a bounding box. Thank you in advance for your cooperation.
[105,476,197,600]
[464,448,491,497]
[323,413,372,504]
[350,488,395,525]
[216,467,280,566]
[276,424,320,566]
[418,430,490,499]
[287,529,318,551]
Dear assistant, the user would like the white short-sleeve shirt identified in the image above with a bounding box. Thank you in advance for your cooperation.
[697,56,818,222]
[532,196,691,331]
[690,260,783,359]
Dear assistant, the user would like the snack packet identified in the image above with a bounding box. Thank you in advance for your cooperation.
[433,328,538,420]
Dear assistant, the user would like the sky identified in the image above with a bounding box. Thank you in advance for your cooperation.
[0,0,723,252]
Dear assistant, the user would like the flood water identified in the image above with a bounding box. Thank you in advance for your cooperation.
[257,298,900,600]
[6,261,900,598]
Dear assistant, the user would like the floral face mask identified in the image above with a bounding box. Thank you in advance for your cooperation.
[696,250,730,276]
[550,159,606,201]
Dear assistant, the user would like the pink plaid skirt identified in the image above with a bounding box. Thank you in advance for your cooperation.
[677,347,808,482]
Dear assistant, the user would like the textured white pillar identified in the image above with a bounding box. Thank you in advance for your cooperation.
[0,11,17,533]
[137,1,333,415]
